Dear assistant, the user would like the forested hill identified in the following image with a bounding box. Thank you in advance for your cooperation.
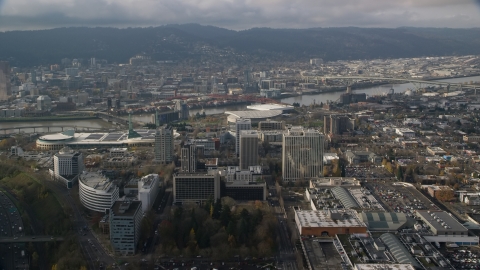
[1,24,480,67]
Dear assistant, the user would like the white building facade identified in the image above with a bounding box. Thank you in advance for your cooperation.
[282,128,324,182]
[79,171,119,213]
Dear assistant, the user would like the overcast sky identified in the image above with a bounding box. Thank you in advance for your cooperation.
[0,0,479,31]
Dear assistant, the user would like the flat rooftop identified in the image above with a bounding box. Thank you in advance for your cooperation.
[416,210,468,233]
[111,201,141,217]
[295,209,366,228]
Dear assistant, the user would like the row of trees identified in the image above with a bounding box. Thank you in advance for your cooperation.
[157,198,277,259]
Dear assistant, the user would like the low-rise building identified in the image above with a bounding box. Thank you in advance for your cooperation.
[103,156,137,167]
[464,135,480,143]
[173,173,220,204]
[395,128,415,138]
[224,166,263,182]
[427,146,447,156]
[224,181,266,201]
[294,209,367,237]
[345,151,382,165]
[424,185,455,201]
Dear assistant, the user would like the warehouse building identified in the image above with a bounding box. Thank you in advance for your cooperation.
[379,233,421,268]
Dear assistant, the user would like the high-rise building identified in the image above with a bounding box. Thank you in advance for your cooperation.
[173,173,220,204]
[138,174,160,213]
[175,100,189,120]
[235,118,251,156]
[0,61,11,101]
[239,130,258,169]
[110,200,143,256]
[37,95,52,111]
[324,114,355,135]
[282,128,324,182]
[52,147,84,188]
[154,125,173,163]
[180,144,197,173]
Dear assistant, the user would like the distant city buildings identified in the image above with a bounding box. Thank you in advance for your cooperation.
[0,61,11,101]
[282,128,324,182]
[37,95,52,111]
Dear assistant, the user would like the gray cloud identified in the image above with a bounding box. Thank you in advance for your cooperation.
[0,0,479,31]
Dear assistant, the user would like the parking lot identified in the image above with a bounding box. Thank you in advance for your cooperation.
[445,247,480,269]
[345,166,393,179]
[364,182,438,215]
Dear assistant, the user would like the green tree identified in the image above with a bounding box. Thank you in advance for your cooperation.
[220,205,231,227]
[32,251,39,267]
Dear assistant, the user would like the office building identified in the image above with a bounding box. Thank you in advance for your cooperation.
[110,201,143,256]
[37,95,52,111]
[173,173,220,204]
[138,174,160,213]
[239,130,258,169]
[224,182,266,201]
[340,93,366,105]
[65,68,79,77]
[282,128,324,182]
[52,147,84,188]
[154,125,173,163]
[258,120,285,131]
[181,144,197,173]
[0,61,11,101]
[235,118,251,156]
[175,100,189,120]
[79,171,119,213]
[225,166,262,182]
[324,114,355,135]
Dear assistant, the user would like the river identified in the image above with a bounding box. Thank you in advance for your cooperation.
[280,75,480,106]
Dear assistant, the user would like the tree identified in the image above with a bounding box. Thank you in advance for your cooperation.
[396,167,404,181]
[385,162,394,174]
[220,205,231,227]
[32,251,39,267]
[435,189,455,202]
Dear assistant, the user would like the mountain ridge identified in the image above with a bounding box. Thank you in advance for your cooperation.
[1,24,480,67]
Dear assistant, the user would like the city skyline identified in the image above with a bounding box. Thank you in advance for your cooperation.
[0,0,480,31]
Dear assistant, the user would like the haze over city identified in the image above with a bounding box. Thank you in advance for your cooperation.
[0,0,480,30]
